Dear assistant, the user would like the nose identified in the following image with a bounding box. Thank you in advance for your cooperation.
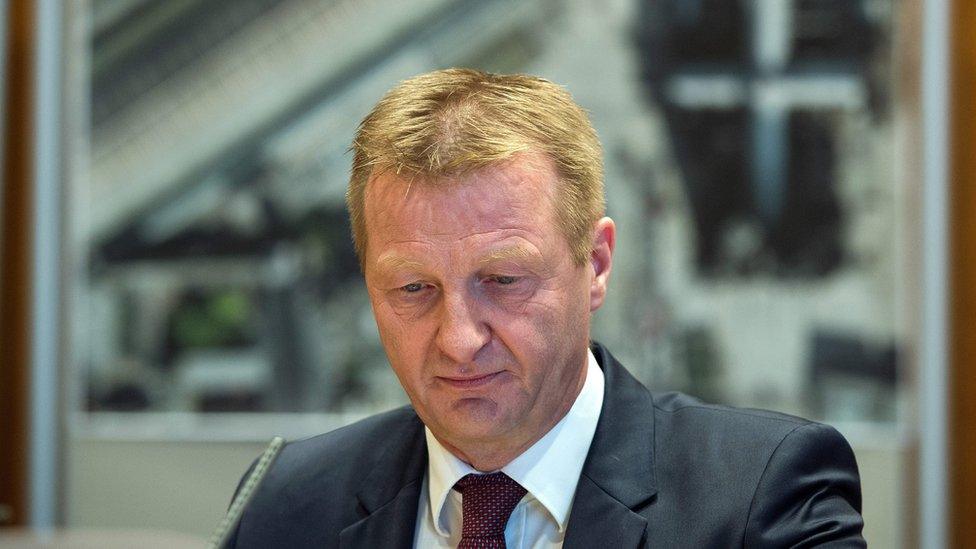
[435,291,491,365]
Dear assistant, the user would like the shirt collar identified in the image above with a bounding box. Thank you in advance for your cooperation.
[424,349,605,535]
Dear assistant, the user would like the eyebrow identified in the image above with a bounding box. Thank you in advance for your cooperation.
[478,245,538,266]
[375,254,426,272]
[374,245,539,272]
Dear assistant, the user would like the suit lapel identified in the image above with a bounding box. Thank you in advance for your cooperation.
[338,412,427,549]
[564,476,649,548]
[337,479,422,549]
[564,343,659,548]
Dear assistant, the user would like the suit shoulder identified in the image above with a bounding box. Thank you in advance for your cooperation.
[286,405,420,454]
[275,405,421,476]
[647,391,862,545]
[650,391,853,482]
[245,406,421,504]
[231,406,423,547]
[652,390,813,438]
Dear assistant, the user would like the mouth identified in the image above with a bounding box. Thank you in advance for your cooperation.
[437,371,504,389]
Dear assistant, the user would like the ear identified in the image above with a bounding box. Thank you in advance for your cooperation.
[589,217,616,312]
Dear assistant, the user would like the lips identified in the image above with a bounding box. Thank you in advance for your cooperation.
[437,371,503,389]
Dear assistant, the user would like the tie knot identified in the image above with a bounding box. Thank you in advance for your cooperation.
[454,472,525,494]
[454,472,527,547]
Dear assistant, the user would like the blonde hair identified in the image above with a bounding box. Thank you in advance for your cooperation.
[347,68,605,267]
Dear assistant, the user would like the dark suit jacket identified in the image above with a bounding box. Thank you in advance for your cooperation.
[229,343,865,548]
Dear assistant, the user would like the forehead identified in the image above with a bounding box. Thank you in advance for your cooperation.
[362,155,562,249]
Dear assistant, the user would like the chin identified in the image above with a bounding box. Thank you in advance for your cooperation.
[436,406,517,441]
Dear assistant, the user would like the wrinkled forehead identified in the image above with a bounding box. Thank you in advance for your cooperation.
[363,153,560,225]
[360,154,566,271]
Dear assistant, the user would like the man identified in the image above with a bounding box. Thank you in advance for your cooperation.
[228,69,865,548]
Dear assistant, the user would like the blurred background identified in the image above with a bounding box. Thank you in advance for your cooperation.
[0,0,973,547]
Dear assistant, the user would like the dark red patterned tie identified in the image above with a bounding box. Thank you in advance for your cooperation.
[454,472,527,548]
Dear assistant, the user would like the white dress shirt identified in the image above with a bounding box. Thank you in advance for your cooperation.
[414,350,605,548]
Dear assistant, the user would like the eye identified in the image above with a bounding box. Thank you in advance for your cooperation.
[487,275,518,285]
[401,282,425,293]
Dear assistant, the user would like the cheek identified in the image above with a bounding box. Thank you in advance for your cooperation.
[497,287,589,369]
[374,310,421,368]
[374,305,438,371]
[375,298,419,331]
[381,331,427,396]
[491,301,565,362]
[372,307,401,348]
[518,283,588,325]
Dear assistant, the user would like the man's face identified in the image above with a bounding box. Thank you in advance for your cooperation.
[362,155,613,460]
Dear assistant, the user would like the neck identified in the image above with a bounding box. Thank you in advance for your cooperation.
[438,440,528,472]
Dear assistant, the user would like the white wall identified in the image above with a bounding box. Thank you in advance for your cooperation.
[66,439,266,539]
